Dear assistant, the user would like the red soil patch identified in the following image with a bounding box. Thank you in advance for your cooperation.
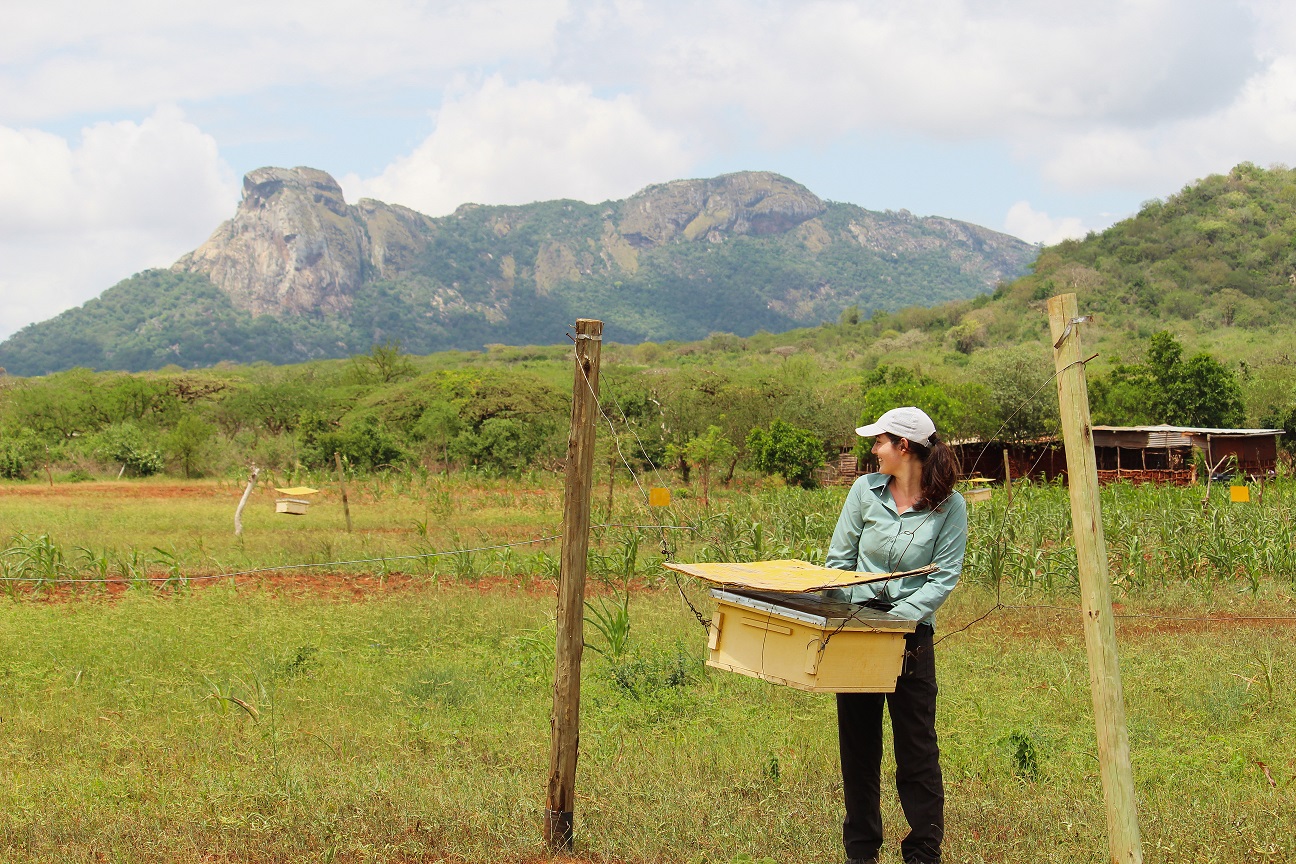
[4,567,580,604]
[0,481,232,499]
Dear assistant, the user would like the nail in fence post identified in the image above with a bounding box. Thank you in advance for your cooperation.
[335,451,352,533]
[545,318,602,852]
[1048,293,1142,864]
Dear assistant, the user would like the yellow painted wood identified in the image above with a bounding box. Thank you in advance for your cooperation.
[964,488,993,504]
[648,487,671,507]
[1230,486,1250,503]
[1049,293,1143,864]
[663,559,936,593]
[272,486,319,496]
[274,499,310,515]
[707,593,914,693]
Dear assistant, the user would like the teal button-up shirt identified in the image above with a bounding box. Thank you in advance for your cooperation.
[824,473,968,628]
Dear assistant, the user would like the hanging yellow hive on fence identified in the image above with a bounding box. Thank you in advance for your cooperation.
[962,477,995,504]
[663,560,929,693]
[274,487,319,516]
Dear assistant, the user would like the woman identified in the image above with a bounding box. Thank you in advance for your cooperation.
[825,406,967,864]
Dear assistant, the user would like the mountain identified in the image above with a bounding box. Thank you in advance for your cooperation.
[907,161,1296,353]
[0,167,1037,375]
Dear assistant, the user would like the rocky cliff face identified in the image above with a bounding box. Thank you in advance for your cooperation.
[617,171,828,247]
[174,167,435,316]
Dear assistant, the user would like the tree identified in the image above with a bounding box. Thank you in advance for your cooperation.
[969,346,1059,441]
[683,426,737,507]
[746,420,824,488]
[1166,353,1244,427]
[356,340,416,384]
[413,401,462,472]
[163,415,214,478]
[1091,331,1245,428]
[1090,362,1159,426]
[858,365,971,441]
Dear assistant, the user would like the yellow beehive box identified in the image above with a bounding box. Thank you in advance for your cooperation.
[273,487,319,516]
[275,498,311,515]
[707,588,916,693]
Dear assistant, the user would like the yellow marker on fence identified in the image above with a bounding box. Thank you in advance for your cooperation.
[648,487,671,507]
[1230,486,1250,503]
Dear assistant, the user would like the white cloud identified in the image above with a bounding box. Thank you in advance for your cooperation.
[554,0,1260,141]
[0,107,238,340]
[0,0,569,123]
[1038,54,1296,192]
[1003,201,1087,246]
[344,77,692,214]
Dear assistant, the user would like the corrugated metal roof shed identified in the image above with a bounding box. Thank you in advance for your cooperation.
[1091,425,1284,437]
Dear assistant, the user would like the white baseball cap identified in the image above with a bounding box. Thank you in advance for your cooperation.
[855,406,936,447]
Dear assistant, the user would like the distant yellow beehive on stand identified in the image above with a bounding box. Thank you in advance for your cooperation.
[664,559,925,694]
[273,487,319,516]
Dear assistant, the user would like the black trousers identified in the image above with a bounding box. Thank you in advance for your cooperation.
[836,624,943,864]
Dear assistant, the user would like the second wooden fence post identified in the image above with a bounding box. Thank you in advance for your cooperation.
[545,318,602,852]
[1049,293,1142,864]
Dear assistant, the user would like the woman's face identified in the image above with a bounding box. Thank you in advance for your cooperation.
[871,433,913,475]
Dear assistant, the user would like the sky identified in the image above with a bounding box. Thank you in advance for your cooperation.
[2,0,1294,341]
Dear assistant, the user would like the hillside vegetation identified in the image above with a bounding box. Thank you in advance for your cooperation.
[1,164,1294,485]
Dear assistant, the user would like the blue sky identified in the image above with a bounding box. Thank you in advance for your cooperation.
[2,0,1292,340]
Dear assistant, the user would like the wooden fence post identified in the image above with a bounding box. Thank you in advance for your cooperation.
[234,465,259,536]
[545,318,602,852]
[1002,447,1013,504]
[334,452,352,533]
[1048,294,1142,864]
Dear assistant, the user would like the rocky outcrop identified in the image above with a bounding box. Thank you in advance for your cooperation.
[174,167,436,316]
[617,172,827,248]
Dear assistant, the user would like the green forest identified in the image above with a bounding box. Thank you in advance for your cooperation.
[2,162,1295,484]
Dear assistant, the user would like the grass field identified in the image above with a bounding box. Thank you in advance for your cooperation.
[1,475,1294,863]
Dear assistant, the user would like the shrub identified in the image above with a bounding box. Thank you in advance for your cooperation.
[94,424,164,477]
[0,429,46,479]
[746,419,824,489]
[452,417,554,475]
[300,416,407,471]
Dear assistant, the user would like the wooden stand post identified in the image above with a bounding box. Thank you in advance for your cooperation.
[1048,294,1142,864]
[335,452,352,533]
[1002,447,1013,504]
[234,466,259,536]
[545,319,602,852]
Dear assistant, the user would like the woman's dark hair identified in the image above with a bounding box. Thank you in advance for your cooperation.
[881,431,958,511]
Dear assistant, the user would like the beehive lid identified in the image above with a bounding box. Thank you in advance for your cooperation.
[273,487,319,496]
[710,587,916,631]
[663,559,937,592]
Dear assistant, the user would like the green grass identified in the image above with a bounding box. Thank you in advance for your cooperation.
[1,476,1295,862]
[0,587,1292,863]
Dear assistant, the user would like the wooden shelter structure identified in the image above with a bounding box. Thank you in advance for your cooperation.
[1089,425,1283,484]
[954,426,1284,486]
[950,438,1068,483]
